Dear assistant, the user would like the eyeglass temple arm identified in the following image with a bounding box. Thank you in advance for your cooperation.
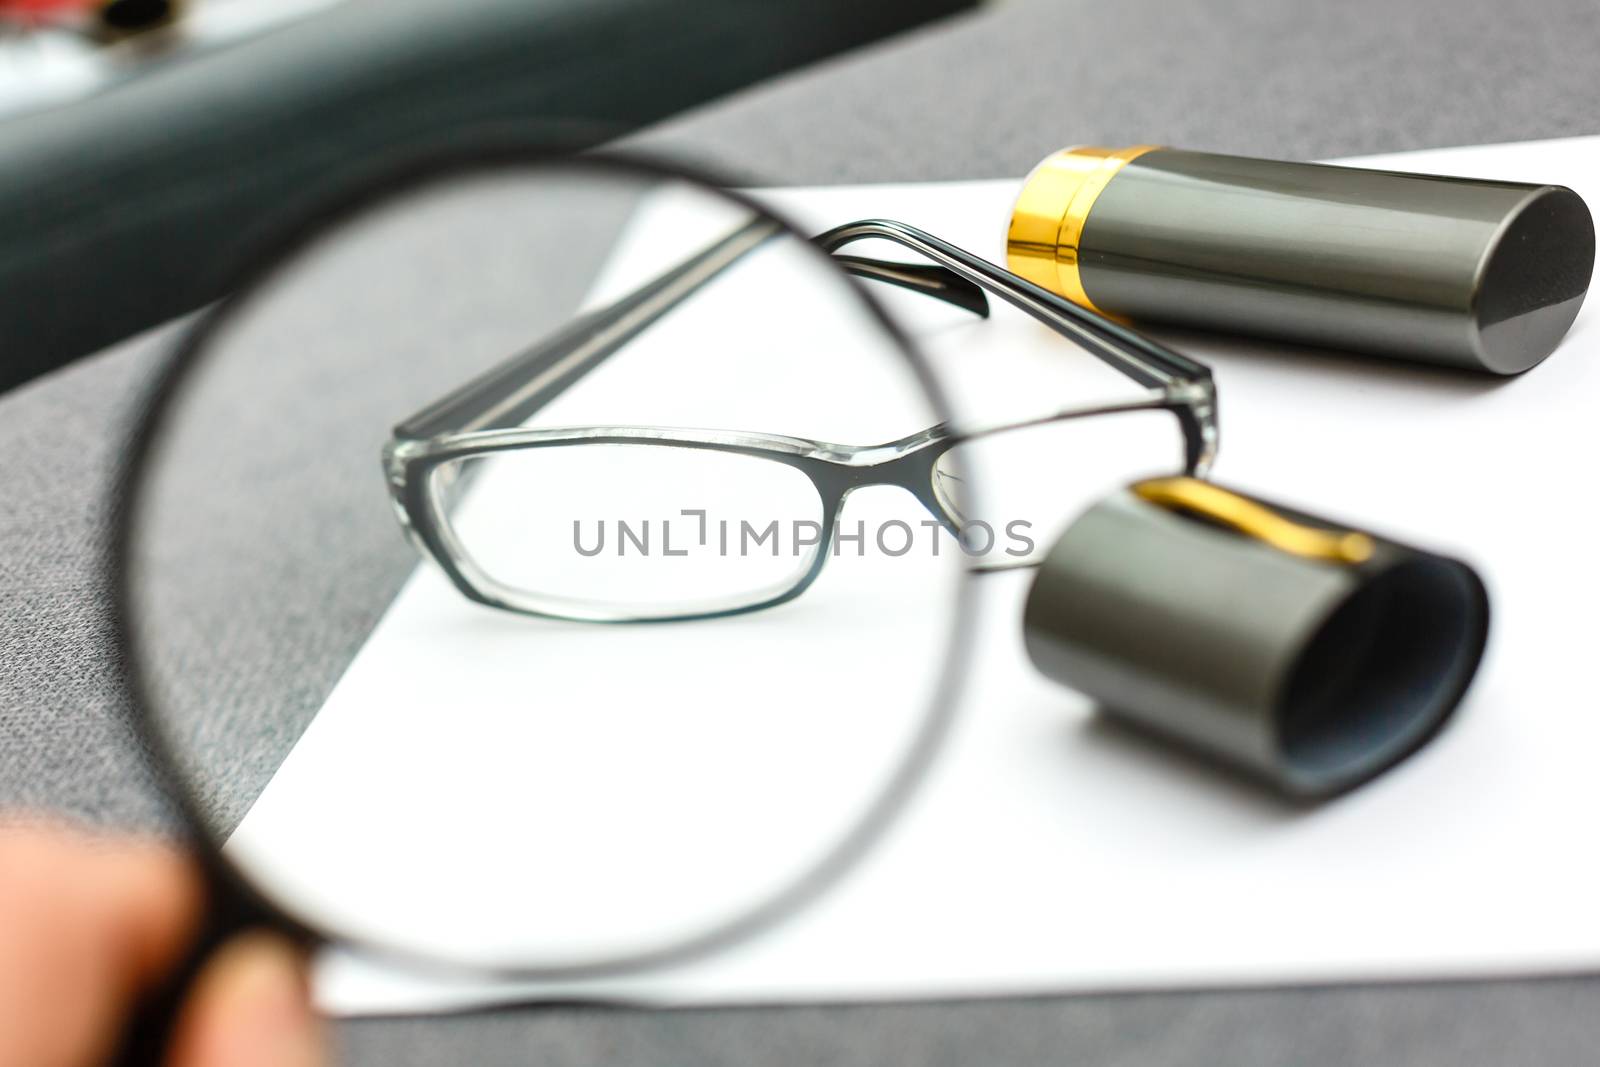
[926,393,1214,478]
[394,217,776,441]
[814,219,1212,392]
[830,255,988,318]
[394,220,989,441]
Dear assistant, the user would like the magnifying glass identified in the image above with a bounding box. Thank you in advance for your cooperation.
[111,146,978,1061]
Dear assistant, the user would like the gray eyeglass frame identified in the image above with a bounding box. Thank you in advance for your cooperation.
[384,217,1219,623]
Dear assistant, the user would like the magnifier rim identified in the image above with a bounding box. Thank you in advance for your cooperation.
[109,140,979,982]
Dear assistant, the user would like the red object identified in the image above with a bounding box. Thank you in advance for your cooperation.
[0,0,96,21]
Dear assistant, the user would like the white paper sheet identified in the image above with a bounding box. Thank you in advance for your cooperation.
[234,136,1600,1013]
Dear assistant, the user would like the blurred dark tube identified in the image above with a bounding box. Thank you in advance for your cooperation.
[0,0,972,393]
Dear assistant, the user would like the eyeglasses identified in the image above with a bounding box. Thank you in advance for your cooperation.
[383,217,1217,623]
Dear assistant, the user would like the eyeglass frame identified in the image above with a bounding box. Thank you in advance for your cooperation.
[384,217,1219,623]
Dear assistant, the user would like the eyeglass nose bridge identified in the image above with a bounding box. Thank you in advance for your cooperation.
[822,447,959,535]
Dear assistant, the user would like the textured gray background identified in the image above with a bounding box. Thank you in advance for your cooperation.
[4,0,1600,1062]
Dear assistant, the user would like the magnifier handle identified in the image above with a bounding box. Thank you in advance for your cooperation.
[111,866,306,1067]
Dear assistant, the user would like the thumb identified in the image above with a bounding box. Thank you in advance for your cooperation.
[164,933,325,1067]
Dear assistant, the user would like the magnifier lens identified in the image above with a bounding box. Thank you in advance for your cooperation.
[123,158,966,973]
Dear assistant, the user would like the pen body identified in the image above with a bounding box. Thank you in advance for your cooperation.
[1007,146,1594,373]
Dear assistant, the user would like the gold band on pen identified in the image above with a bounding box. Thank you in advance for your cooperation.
[1006,145,1158,313]
[1132,476,1376,565]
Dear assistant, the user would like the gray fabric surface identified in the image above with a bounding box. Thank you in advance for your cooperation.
[629,0,1600,184]
[4,0,1600,1062]
[1,327,180,830]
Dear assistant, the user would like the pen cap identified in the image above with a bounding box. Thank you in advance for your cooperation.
[1007,146,1594,374]
[1022,478,1490,798]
